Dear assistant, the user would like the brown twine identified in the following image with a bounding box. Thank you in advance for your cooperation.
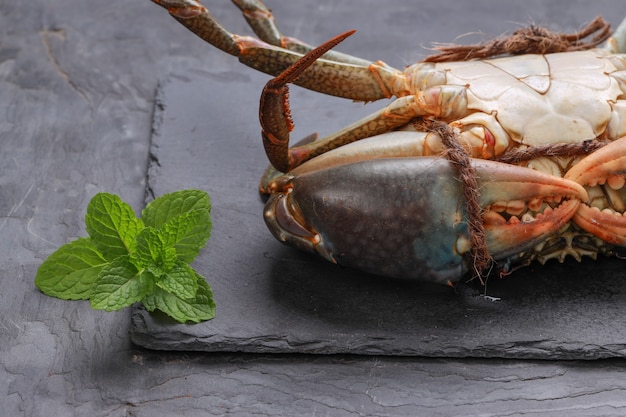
[428,121,493,280]
[423,16,612,63]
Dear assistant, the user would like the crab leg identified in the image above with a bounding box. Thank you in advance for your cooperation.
[149,0,404,101]
[565,137,626,245]
[259,33,468,171]
[281,88,472,170]
[264,147,588,284]
[260,30,357,172]
[231,0,373,66]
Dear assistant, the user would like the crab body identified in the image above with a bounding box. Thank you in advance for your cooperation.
[405,50,626,150]
[150,0,626,284]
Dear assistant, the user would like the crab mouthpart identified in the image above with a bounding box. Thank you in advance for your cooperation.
[564,137,626,245]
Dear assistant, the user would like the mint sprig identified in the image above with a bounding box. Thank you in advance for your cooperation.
[35,190,215,323]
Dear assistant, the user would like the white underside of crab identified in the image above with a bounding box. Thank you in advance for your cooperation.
[402,50,626,157]
[444,51,626,144]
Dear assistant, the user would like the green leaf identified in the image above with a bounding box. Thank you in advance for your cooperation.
[156,261,199,300]
[35,189,215,324]
[142,189,210,229]
[35,238,109,300]
[142,271,215,323]
[162,209,211,263]
[90,256,154,311]
[142,189,211,263]
[85,193,144,259]
[133,227,177,275]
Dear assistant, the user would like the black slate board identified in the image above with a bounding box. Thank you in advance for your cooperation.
[10,2,626,415]
[131,69,626,359]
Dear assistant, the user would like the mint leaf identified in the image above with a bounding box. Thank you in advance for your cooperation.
[162,209,211,263]
[90,256,154,311]
[143,189,211,263]
[36,189,216,324]
[143,272,215,323]
[35,238,109,300]
[85,193,144,259]
[156,261,198,300]
[142,189,210,229]
[133,226,177,275]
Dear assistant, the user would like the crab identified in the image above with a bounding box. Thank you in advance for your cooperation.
[149,0,626,285]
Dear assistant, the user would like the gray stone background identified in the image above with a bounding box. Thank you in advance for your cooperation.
[3,0,626,416]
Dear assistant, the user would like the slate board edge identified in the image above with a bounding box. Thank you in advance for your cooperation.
[130,306,626,360]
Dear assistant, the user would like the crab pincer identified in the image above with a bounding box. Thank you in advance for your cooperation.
[263,133,588,284]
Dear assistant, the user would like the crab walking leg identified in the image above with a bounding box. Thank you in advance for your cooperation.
[260,30,357,172]
[231,0,281,48]
[283,93,461,170]
[262,45,471,172]
[149,0,403,101]
[274,130,492,188]
[565,137,626,245]
[263,93,443,172]
[285,83,507,168]
[231,0,373,66]
[258,130,435,194]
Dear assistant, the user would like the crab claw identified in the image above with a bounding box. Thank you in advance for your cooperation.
[565,137,626,245]
[264,155,587,284]
[477,159,587,259]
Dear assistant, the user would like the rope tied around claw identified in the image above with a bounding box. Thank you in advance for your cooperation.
[430,119,610,282]
[423,16,612,62]
[428,121,493,281]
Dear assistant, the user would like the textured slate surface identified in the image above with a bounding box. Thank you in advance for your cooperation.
[5,0,626,416]
[132,71,626,359]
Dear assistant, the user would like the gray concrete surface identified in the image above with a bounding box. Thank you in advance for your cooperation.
[4,1,626,416]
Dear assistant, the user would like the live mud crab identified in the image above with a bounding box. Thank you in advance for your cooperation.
[149,0,626,285]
